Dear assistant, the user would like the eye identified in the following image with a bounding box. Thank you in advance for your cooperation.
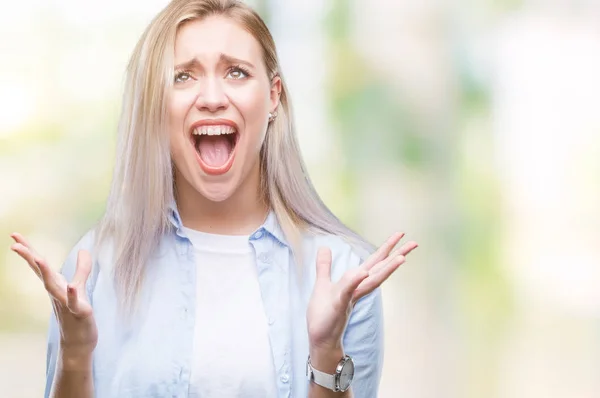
[226,66,250,80]
[174,71,192,83]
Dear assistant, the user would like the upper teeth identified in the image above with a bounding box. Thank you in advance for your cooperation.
[193,125,236,136]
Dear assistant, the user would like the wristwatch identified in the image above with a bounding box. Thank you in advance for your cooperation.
[306,354,355,392]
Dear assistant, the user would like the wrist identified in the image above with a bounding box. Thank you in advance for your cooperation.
[309,344,345,374]
[59,346,94,371]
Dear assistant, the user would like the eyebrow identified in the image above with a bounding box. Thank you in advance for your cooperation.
[174,53,256,70]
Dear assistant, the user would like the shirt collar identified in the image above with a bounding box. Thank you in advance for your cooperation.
[167,199,184,230]
[167,199,289,247]
[259,210,289,247]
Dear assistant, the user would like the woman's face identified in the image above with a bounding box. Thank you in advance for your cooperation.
[168,15,280,203]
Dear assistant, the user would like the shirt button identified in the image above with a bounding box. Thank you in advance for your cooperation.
[280,374,289,383]
[252,231,264,240]
[268,317,275,325]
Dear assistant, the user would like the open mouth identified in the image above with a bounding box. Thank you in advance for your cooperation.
[190,123,239,175]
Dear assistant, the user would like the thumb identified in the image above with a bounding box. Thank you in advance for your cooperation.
[316,247,332,282]
[72,250,92,287]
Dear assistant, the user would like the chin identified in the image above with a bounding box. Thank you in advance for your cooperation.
[190,173,241,203]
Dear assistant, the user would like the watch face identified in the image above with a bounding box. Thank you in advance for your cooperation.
[338,357,355,391]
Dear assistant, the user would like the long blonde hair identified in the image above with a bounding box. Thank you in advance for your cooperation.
[95,0,374,314]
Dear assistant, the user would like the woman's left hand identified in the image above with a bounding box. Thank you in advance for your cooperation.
[306,232,418,353]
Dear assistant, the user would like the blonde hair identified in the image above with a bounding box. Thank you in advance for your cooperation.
[95,0,374,314]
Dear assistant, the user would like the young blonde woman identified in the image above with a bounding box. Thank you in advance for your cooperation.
[10,0,417,397]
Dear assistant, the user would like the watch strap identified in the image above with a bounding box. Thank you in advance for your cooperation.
[309,363,337,391]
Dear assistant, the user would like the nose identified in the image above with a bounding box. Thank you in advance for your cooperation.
[194,76,229,112]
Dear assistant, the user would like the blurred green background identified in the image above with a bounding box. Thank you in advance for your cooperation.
[1,0,599,397]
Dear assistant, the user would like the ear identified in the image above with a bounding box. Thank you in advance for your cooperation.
[269,75,282,112]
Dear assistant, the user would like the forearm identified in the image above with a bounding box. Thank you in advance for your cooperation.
[308,346,353,398]
[50,349,94,398]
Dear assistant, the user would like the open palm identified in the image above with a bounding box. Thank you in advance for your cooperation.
[10,233,97,354]
[307,232,418,351]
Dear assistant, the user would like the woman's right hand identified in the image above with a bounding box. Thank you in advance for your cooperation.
[10,233,98,360]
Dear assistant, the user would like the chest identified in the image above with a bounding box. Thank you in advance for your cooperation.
[89,241,311,397]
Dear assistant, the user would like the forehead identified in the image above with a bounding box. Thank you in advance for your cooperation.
[174,15,262,65]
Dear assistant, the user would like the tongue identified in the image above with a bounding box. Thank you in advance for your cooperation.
[197,135,233,167]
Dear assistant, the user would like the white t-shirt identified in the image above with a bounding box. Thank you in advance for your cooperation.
[184,227,278,398]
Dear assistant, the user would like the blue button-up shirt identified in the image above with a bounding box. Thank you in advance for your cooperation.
[45,208,384,397]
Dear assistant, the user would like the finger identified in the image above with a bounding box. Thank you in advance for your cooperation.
[397,241,419,257]
[34,256,66,301]
[368,241,417,276]
[10,243,42,279]
[66,284,80,314]
[72,250,92,287]
[369,242,408,274]
[361,232,404,271]
[340,268,369,305]
[13,243,66,300]
[10,232,34,251]
[11,233,43,261]
[353,255,405,302]
[315,247,332,282]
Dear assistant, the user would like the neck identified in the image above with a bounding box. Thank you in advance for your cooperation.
[174,165,269,235]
